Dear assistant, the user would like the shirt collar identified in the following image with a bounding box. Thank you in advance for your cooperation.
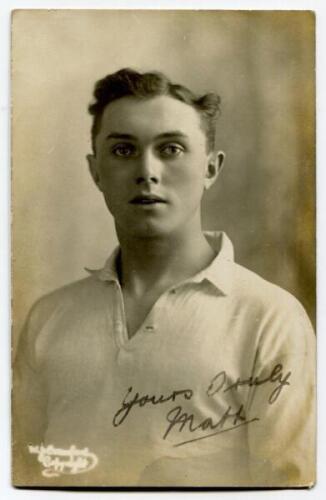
[187,231,234,295]
[89,231,234,296]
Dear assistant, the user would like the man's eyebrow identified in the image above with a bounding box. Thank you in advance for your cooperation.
[106,133,136,140]
[155,131,189,139]
[106,131,189,141]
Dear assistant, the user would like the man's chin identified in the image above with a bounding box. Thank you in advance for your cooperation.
[132,226,171,239]
[118,220,175,240]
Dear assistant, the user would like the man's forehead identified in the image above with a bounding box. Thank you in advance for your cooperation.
[99,95,203,137]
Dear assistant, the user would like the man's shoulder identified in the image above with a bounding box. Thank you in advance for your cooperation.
[225,261,315,357]
[39,273,105,301]
[208,231,310,321]
[230,260,310,321]
[28,273,109,325]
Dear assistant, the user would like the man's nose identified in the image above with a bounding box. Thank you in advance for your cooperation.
[135,150,161,185]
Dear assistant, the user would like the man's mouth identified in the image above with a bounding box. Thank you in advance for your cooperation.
[130,194,167,205]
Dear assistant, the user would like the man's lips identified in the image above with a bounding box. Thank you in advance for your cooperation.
[129,194,167,205]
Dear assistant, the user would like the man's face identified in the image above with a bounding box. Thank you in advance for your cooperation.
[88,95,222,239]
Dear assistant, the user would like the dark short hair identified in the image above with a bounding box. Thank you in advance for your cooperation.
[88,68,221,153]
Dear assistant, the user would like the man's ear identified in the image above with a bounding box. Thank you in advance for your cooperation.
[87,154,102,191]
[204,150,225,190]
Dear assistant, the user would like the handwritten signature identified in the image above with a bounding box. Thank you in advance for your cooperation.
[113,387,193,426]
[28,444,98,477]
[164,404,259,446]
[206,363,291,404]
[112,363,291,446]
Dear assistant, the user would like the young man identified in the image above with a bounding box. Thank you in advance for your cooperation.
[13,68,315,487]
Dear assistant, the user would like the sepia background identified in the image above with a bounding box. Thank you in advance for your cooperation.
[12,10,315,350]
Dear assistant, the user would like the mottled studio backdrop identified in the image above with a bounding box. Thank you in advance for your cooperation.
[12,10,315,349]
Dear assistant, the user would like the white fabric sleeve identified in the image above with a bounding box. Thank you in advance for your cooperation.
[245,294,316,486]
[12,301,48,483]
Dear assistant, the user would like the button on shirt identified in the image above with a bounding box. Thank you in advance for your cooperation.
[13,232,315,487]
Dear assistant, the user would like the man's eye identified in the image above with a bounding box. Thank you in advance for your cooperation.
[111,144,136,157]
[159,143,185,157]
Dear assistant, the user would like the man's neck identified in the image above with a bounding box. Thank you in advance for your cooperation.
[116,226,215,296]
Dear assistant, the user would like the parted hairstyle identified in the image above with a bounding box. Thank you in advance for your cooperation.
[88,68,221,153]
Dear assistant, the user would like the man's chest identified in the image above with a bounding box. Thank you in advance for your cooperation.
[39,292,264,476]
[42,291,258,424]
